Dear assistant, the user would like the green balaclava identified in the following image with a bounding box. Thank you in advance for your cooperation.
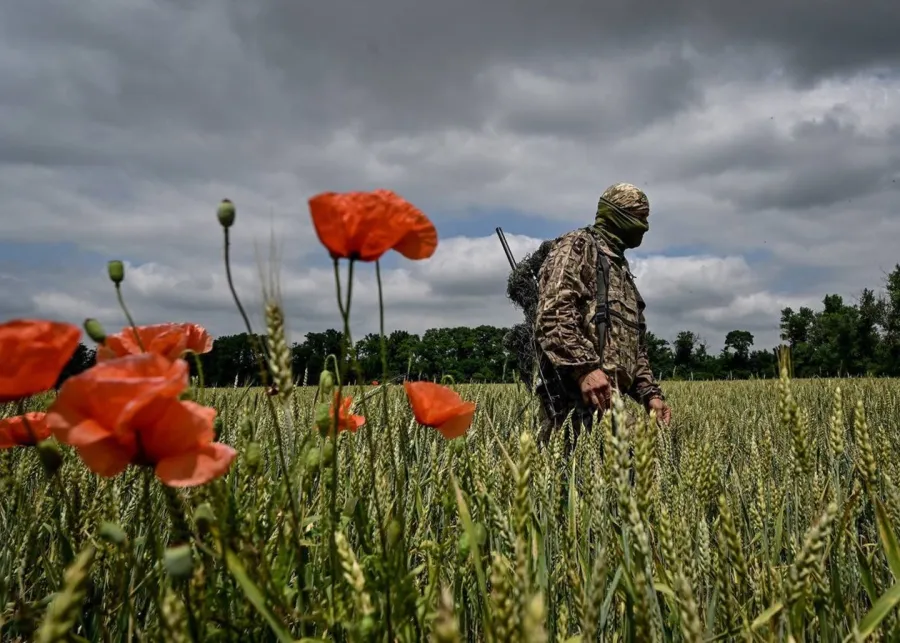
[592,182,651,253]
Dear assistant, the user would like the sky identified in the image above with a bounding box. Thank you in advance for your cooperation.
[2,0,899,355]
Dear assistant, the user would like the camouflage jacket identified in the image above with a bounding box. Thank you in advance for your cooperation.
[534,227,664,407]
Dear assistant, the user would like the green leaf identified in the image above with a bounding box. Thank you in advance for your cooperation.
[653,582,676,599]
[224,547,296,643]
[451,472,491,632]
[873,497,900,581]
[852,582,900,641]
[750,602,783,631]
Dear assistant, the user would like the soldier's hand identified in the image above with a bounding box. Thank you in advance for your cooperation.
[648,397,671,425]
[578,369,611,409]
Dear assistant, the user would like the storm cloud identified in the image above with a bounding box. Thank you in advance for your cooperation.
[2,0,898,352]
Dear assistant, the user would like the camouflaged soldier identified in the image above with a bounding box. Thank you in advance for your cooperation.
[533,182,670,445]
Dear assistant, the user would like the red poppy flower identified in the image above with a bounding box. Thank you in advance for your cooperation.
[322,391,365,434]
[0,412,52,448]
[308,189,438,262]
[97,322,213,363]
[0,319,82,402]
[46,353,235,487]
[403,381,475,440]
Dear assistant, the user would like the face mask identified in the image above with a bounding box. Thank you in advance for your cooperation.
[593,199,650,251]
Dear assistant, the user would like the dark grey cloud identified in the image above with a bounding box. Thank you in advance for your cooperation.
[1,0,899,354]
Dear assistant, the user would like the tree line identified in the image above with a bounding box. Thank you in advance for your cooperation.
[56,264,900,386]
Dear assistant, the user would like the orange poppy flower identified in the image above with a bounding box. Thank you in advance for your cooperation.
[308,189,438,262]
[324,391,365,434]
[0,412,51,448]
[46,353,235,487]
[403,381,475,440]
[97,322,213,363]
[0,319,82,402]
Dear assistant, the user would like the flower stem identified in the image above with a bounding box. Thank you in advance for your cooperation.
[221,225,309,629]
[115,283,145,351]
[330,257,355,636]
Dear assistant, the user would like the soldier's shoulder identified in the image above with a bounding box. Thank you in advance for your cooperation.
[547,227,597,255]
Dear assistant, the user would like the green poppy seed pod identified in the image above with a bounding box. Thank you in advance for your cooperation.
[314,402,332,437]
[458,531,470,557]
[217,199,236,228]
[239,411,255,441]
[99,522,128,546]
[194,503,215,535]
[321,439,334,466]
[319,369,335,397]
[83,318,107,344]
[305,445,322,470]
[36,440,63,476]
[164,544,194,579]
[107,260,125,284]
[245,441,262,471]
[386,517,403,549]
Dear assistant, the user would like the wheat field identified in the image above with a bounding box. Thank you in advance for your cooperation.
[3,372,900,642]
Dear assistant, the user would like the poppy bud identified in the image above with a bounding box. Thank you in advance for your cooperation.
[319,369,335,398]
[321,439,334,466]
[83,318,107,344]
[213,416,224,441]
[99,521,128,545]
[305,445,322,469]
[386,517,403,548]
[314,402,332,437]
[107,260,125,284]
[217,199,236,228]
[194,503,215,535]
[164,544,194,579]
[37,440,63,476]
[245,441,262,471]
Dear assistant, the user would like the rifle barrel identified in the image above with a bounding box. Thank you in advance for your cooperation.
[495,227,517,270]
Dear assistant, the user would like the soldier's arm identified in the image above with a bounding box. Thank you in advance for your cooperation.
[534,231,601,382]
[629,306,665,408]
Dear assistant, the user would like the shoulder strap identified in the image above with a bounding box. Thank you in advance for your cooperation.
[590,230,612,367]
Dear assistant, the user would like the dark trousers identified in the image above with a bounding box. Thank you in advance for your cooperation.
[535,383,635,486]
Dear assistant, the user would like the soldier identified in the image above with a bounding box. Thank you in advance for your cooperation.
[533,182,671,446]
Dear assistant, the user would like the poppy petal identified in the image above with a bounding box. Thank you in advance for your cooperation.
[373,190,438,260]
[309,192,353,258]
[0,320,82,401]
[52,353,188,436]
[436,407,475,440]
[51,417,115,449]
[403,381,476,427]
[182,323,213,354]
[76,436,136,478]
[309,190,434,262]
[0,412,51,448]
[138,400,216,462]
[155,442,237,487]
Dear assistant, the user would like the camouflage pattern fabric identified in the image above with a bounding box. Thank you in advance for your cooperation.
[533,222,664,444]
[600,182,650,219]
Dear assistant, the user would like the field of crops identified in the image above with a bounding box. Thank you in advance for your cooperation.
[3,372,900,642]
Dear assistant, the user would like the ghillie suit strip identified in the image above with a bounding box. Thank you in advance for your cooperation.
[501,236,556,389]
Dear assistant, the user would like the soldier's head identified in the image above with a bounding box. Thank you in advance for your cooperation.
[594,182,650,249]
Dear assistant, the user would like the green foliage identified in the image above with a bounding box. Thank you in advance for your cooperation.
[5,371,900,640]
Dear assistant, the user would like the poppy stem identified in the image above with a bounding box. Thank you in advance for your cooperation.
[114,283,145,352]
[330,257,354,638]
[373,259,399,638]
[221,222,309,629]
